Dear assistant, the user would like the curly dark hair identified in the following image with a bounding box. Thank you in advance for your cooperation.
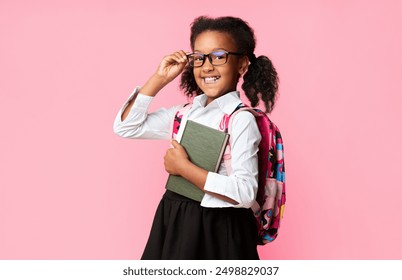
[180,16,279,113]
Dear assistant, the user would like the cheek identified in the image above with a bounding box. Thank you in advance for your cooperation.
[193,68,202,80]
[192,69,203,86]
[192,68,199,78]
[223,69,240,82]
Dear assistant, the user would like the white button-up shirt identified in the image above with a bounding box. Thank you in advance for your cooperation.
[113,87,261,208]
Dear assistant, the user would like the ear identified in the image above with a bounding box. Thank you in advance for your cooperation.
[238,56,249,76]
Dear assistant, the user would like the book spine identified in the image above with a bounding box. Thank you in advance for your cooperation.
[214,134,230,172]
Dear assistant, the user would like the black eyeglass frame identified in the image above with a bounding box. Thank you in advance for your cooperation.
[186,50,244,67]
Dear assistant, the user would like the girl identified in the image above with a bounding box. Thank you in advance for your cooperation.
[113,16,279,260]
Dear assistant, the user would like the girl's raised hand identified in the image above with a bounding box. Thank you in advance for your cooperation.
[138,50,188,98]
[155,50,188,84]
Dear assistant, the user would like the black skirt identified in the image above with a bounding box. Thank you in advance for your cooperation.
[141,190,259,260]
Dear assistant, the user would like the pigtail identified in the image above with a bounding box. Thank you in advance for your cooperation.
[242,55,279,113]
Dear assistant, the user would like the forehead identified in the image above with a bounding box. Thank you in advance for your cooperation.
[193,31,237,52]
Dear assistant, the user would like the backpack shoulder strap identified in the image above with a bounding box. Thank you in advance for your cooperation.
[222,105,261,174]
[171,103,192,140]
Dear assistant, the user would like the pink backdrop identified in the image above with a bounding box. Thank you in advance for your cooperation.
[1,0,402,259]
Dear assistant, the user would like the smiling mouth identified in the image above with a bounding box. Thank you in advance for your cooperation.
[203,76,221,84]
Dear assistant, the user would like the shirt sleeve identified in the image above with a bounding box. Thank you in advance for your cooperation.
[113,86,179,140]
[201,111,261,208]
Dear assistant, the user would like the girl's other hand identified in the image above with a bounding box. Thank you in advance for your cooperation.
[164,139,189,176]
[156,50,188,84]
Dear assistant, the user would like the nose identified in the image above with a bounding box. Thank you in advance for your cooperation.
[202,56,214,72]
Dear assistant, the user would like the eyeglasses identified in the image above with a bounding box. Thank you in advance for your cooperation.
[187,50,244,67]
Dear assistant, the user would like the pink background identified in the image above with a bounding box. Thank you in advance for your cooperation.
[1,0,402,259]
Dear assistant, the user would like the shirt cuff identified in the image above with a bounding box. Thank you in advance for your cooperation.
[204,171,228,195]
[203,171,244,208]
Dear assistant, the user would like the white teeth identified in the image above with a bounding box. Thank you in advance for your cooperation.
[204,76,220,84]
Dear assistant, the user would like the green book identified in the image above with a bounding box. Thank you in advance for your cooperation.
[165,120,230,202]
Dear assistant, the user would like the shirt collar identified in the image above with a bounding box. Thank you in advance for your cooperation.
[193,91,242,115]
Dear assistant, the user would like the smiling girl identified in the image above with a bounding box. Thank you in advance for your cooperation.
[114,16,279,259]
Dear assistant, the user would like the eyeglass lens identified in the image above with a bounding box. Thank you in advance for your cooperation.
[188,51,228,67]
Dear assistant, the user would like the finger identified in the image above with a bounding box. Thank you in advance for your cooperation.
[162,54,180,66]
[177,50,188,62]
[172,51,188,64]
[162,51,187,64]
[171,139,181,149]
[166,147,174,155]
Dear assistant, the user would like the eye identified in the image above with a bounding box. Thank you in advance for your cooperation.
[188,53,205,67]
[211,51,227,60]
[192,54,204,61]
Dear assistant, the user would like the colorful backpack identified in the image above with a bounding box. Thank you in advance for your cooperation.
[171,103,286,245]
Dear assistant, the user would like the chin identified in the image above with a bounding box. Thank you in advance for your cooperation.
[203,90,222,98]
